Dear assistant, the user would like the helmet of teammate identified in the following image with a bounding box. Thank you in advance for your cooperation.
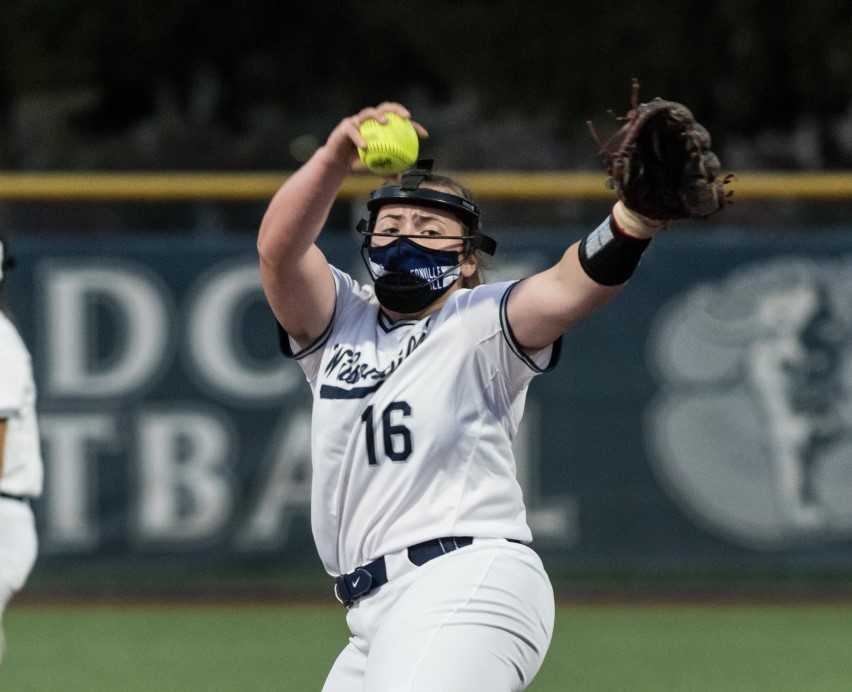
[357,161,497,314]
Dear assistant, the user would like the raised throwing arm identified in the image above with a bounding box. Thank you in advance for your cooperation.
[257,103,427,347]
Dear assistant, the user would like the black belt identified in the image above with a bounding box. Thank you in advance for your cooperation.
[334,536,525,607]
[0,491,31,503]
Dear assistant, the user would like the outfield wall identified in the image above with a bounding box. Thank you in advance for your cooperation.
[6,228,852,588]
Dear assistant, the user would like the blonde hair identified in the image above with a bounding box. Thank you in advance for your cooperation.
[416,174,486,289]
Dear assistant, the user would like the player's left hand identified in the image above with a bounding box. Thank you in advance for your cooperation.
[591,79,732,223]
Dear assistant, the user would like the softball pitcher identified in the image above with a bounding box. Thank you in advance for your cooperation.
[0,238,42,665]
[257,99,724,691]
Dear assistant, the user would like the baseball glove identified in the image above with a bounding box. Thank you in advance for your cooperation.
[590,79,732,221]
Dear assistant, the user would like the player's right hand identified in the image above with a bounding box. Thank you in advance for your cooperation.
[322,102,429,171]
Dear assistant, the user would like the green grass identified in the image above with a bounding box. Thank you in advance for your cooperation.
[3,604,851,691]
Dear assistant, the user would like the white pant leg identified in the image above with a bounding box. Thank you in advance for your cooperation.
[322,638,367,692]
[0,498,38,665]
[363,540,554,692]
[322,561,405,692]
[0,583,9,664]
[0,499,37,594]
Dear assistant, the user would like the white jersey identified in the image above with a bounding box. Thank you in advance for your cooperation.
[0,311,43,497]
[280,266,560,576]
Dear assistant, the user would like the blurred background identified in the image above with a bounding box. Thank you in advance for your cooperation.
[2,2,852,691]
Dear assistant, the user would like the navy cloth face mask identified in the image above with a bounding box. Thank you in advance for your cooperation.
[362,237,463,314]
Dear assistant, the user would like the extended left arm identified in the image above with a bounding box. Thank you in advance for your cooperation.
[508,88,729,351]
[506,201,661,350]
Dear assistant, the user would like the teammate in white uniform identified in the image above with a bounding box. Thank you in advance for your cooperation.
[258,103,664,691]
[0,238,43,665]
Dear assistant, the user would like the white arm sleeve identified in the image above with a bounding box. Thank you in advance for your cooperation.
[275,265,372,382]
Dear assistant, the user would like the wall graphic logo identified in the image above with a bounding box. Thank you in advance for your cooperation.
[648,258,852,548]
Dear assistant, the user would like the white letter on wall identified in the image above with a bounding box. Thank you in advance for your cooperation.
[237,409,311,548]
[187,262,299,403]
[39,413,117,551]
[42,262,170,397]
[136,409,234,543]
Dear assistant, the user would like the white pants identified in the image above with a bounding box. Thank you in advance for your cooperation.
[322,538,555,692]
[0,497,38,664]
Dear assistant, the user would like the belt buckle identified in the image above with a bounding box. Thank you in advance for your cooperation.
[334,567,374,608]
[333,578,350,607]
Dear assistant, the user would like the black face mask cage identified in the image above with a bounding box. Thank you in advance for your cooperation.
[355,160,497,258]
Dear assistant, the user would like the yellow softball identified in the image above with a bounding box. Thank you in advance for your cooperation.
[358,113,419,175]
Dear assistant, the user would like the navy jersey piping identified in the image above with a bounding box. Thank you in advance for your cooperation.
[276,298,336,361]
[377,309,419,333]
[319,381,384,400]
[498,281,562,373]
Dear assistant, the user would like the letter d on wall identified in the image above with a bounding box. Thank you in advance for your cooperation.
[42,262,171,397]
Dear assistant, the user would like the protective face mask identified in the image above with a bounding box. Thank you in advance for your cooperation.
[362,237,462,314]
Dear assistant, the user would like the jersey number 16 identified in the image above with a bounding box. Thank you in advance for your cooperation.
[360,401,412,465]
